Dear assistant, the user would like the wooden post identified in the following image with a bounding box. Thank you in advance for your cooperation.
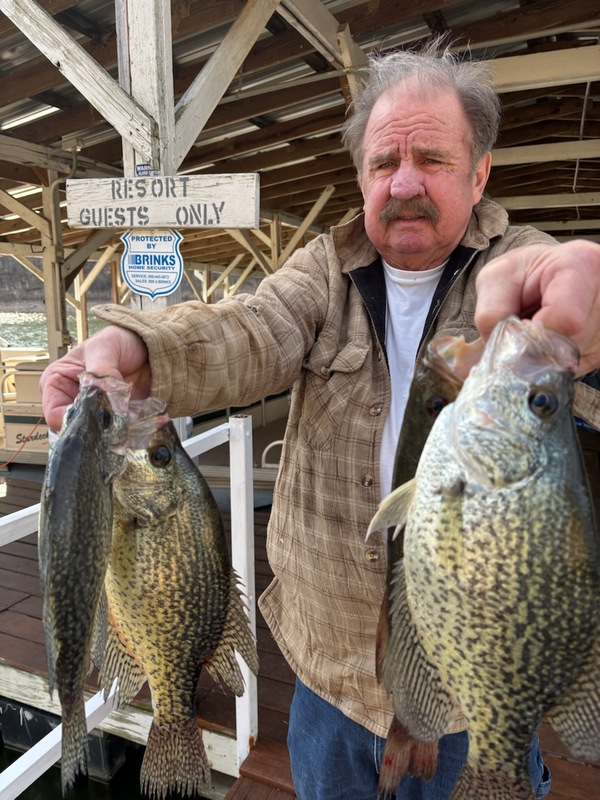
[40,173,70,360]
[115,0,180,314]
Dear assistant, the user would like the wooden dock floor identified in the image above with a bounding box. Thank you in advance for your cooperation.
[0,469,599,799]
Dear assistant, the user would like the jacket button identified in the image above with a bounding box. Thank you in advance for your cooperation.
[365,549,379,562]
[361,474,374,487]
[369,405,382,416]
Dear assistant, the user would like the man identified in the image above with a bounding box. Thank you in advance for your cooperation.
[41,42,600,799]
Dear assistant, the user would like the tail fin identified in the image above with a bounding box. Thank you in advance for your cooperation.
[450,763,535,800]
[140,718,211,799]
[60,701,89,794]
[378,716,438,799]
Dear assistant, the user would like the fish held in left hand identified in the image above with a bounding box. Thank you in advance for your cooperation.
[97,400,259,799]
[369,317,600,800]
[39,373,130,793]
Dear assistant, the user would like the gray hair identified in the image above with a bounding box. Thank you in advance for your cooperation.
[341,39,502,175]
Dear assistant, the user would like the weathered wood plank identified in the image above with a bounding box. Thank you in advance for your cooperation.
[0,0,156,160]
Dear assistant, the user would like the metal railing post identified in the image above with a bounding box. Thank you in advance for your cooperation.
[228,415,258,767]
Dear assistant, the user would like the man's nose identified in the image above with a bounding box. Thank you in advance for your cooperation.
[390,162,425,199]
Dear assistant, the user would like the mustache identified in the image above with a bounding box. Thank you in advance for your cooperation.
[379,197,440,225]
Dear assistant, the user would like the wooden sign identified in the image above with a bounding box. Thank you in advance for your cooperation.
[65,174,260,229]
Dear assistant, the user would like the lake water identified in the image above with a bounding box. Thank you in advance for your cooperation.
[0,311,105,349]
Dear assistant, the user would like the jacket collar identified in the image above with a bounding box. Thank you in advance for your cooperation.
[341,197,508,354]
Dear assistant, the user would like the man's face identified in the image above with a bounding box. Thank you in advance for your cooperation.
[359,84,491,271]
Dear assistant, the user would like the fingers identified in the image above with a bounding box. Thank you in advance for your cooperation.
[475,240,600,376]
[40,326,150,431]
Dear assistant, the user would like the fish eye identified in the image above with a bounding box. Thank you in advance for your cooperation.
[425,394,448,418]
[96,408,113,430]
[149,444,172,468]
[528,389,559,418]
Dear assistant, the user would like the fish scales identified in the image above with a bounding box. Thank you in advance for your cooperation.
[98,404,258,799]
[39,374,129,793]
[370,317,600,799]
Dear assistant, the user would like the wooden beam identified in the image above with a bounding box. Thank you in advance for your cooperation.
[62,228,117,282]
[117,0,175,174]
[206,253,246,300]
[524,219,600,231]
[452,0,600,48]
[495,191,600,210]
[226,229,274,275]
[492,139,600,166]
[77,244,120,295]
[277,184,335,267]
[0,187,51,236]
[488,44,600,93]
[1,0,157,161]
[230,259,260,296]
[279,0,367,69]
[0,134,121,178]
[174,0,282,169]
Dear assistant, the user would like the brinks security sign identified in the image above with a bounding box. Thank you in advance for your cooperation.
[121,229,183,299]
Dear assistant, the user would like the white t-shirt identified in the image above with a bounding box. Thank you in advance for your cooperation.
[379,259,445,499]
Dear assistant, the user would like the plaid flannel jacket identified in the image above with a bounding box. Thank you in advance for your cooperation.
[96,198,594,737]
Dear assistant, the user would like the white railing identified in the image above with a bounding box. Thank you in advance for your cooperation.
[0,415,258,799]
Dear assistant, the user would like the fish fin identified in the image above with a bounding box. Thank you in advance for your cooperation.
[98,621,146,706]
[546,630,600,761]
[59,701,89,793]
[367,479,416,539]
[205,572,259,695]
[141,718,211,799]
[375,591,391,683]
[378,715,438,798]
[449,763,535,800]
[90,588,108,672]
[384,562,458,740]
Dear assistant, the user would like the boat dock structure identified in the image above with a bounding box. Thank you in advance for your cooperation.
[0,0,599,798]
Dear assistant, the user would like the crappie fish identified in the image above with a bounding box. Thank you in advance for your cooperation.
[369,317,600,800]
[97,400,259,799]
[39,373,130,792]
[374,337,474,781]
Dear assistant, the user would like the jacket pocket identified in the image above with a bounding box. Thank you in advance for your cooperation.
[298,341,370,450]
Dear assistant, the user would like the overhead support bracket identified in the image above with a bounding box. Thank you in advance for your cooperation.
[174,0,283,170]
[279,0,367,72]
[0,187,51,237]
[226,229,274,276]
[62,229,118,284]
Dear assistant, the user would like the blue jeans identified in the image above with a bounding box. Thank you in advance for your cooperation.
[288,679,552,800]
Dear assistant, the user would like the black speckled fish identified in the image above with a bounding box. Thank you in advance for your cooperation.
[98,399,258,799]
[369,317,600,800]
[39,373,130,793]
